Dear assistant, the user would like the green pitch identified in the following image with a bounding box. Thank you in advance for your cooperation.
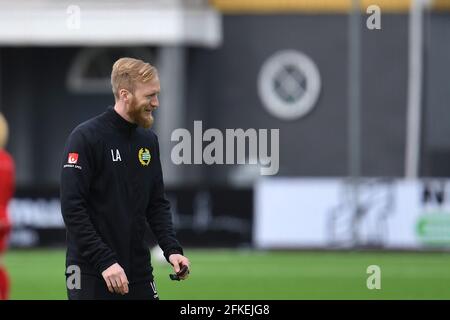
[3,249,450,299]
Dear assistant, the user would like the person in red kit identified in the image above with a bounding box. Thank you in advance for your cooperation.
[0,112,14,300]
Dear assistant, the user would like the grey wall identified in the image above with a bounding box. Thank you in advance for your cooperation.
[2,47,113,188]
[187,14,409,182]
[422,13,450,176]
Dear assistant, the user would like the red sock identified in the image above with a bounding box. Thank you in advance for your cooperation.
[0,265,10,300]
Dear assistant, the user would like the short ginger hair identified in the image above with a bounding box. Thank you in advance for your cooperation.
[0,112,9,150]
[111,57,158,100]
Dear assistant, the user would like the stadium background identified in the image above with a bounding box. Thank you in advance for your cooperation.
[1,0,450,299]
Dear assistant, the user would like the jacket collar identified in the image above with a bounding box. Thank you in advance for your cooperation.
[105,106,138,132]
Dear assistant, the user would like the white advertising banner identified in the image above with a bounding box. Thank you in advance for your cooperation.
[254,178,450,250]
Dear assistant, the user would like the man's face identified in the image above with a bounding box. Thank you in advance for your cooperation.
[127,77,160,129]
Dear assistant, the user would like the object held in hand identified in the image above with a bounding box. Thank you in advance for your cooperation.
[169,264,189,281]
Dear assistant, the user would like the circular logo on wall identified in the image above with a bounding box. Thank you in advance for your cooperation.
[258,50,321,121]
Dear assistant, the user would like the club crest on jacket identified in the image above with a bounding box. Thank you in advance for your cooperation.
[138,148,151,166]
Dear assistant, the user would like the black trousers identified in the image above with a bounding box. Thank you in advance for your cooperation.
[67,274,159,300]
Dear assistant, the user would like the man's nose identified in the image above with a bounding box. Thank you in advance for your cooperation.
[151,96,159,108]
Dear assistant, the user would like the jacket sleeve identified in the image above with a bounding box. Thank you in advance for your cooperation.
[60,128,118,273]
[146,135,184,262]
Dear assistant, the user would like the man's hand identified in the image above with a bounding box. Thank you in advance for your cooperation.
[101,263,129,295]
[169,254,190,280]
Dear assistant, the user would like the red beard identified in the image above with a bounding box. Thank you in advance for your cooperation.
[128,102,154,129]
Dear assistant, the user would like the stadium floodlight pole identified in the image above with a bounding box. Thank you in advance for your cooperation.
[158,46,187,186]
[348,0,362,247]
[405,0,429,179]
[348,0,361,180]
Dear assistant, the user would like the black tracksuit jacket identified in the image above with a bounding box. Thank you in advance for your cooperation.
[60,106,183,283]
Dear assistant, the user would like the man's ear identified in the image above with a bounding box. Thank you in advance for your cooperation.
[119,89,130,102]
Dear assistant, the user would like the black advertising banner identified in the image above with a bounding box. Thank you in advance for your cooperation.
[8,187,253,248]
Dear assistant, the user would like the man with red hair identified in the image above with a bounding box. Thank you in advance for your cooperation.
[0,112,15,300]
[61,58,189,300]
